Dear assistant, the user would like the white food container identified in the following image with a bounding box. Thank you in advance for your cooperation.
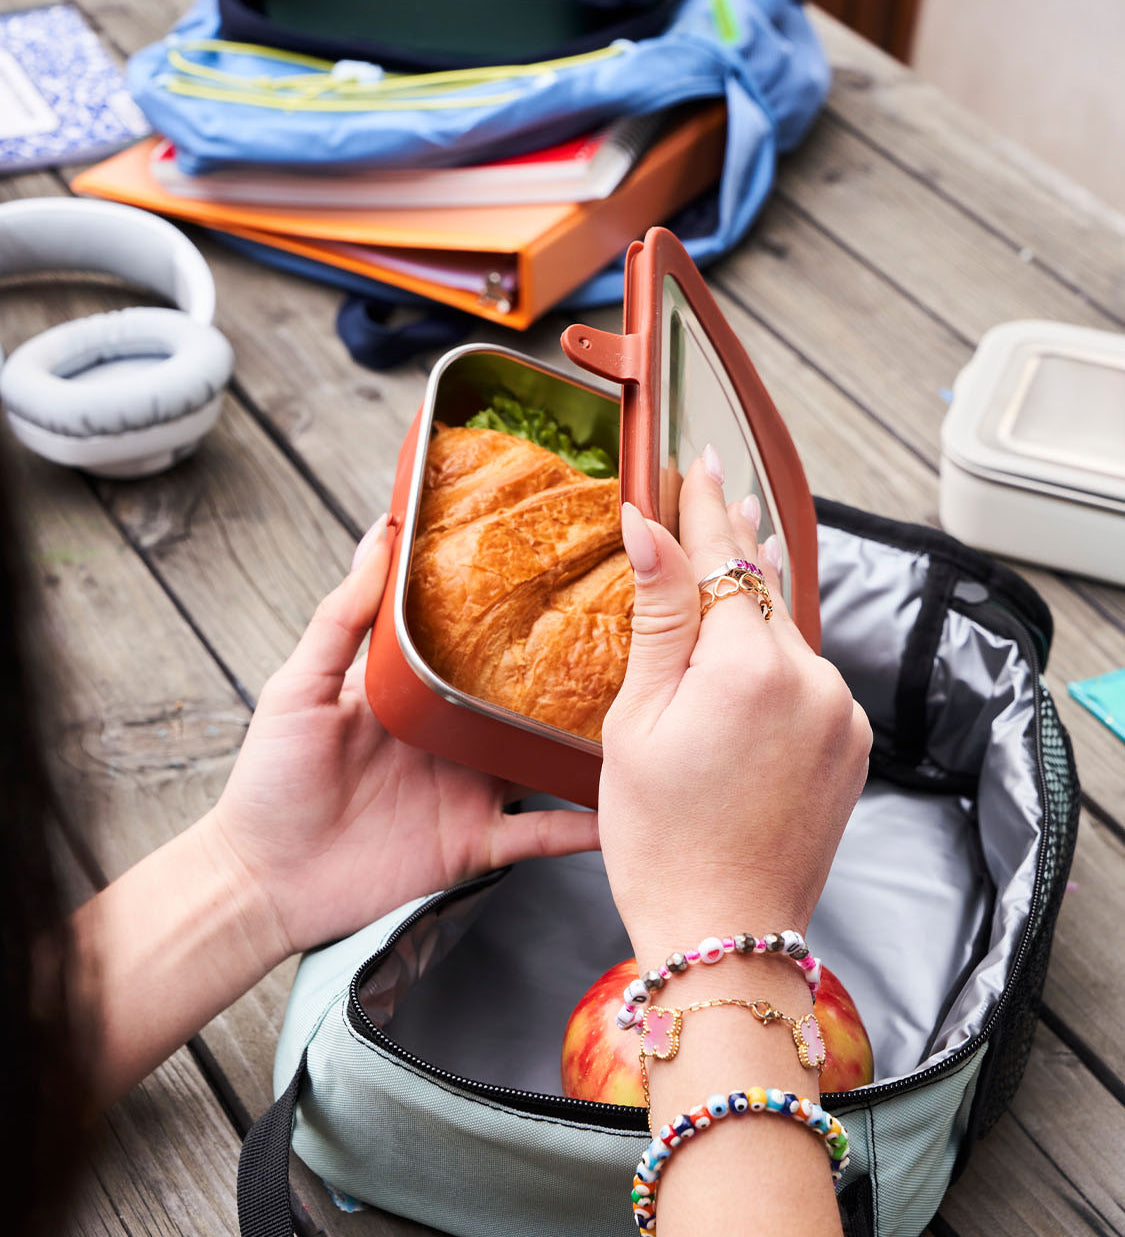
[940,320,1125,586]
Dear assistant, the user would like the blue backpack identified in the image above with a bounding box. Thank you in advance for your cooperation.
[129,0,827,301]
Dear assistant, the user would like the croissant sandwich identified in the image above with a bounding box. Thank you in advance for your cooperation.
[406,424,633,741]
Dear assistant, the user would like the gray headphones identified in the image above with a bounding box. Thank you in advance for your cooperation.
[0,198,234,478]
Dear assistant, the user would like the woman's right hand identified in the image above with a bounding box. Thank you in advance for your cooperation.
[598,449,872,958]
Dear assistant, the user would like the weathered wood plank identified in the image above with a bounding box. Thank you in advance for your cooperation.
[810,8,1125,327]
[938,1024,1125,1237]
[777,112,1109,346]
[1042,811,1125,1080]
[804,14,1125,635]
[101,391,359,700]
[770,112,1125,633]
[68,1049,243,1237]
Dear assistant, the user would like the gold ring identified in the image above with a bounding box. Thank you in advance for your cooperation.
[698,564,772,621]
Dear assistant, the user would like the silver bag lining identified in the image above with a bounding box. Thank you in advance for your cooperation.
[362,524,1042,1096]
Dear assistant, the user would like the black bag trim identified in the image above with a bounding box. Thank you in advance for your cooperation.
[838,1172,876,1237]
[953,684,1081,1170]
[238,1049,306,1237]
[892,552,957,770]
[218,0,680,74]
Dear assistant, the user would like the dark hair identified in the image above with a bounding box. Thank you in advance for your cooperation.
[0,426,89,1234]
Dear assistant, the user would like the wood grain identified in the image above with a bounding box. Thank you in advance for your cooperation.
[810,8,1125,327]
[68,1050,243,1237]
[938,1024,1125,1237]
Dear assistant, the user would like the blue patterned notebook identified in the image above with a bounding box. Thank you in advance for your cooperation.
[0,4,149,173]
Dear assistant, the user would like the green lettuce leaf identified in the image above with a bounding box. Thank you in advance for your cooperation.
[466,394,616,479]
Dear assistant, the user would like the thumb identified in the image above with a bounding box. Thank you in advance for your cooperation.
[487,807,600,869]
[616,502,700,717]
[273,515,391,706]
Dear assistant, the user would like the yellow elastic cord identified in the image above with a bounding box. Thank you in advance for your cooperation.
[161,78,527,111]
[162,37,627,111]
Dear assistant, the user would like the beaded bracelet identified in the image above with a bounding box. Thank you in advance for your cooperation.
[638,999,825,1105]
[632,1089,850,1234]
[616,931,821,1031]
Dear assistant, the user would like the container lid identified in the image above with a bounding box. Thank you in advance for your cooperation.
[561,226,821,651]
[942,319,1125,512]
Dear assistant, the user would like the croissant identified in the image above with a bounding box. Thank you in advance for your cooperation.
[407,425,633,740]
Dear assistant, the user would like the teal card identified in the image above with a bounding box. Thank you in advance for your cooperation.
[1069,669,1125,743]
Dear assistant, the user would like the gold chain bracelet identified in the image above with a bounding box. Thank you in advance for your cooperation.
[638,998,825,1106]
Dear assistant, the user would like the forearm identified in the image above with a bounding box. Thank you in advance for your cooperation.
[70,808,289,1110]
[630,930,845,1237]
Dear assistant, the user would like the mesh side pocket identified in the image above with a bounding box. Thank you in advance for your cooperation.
[972,684,1080,1136]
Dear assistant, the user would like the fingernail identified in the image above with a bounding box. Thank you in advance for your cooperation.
[762,534,783,572]
[350,514,389,572]
[702,443,724,485]
[620,502,660,582]
[740,493,761,529]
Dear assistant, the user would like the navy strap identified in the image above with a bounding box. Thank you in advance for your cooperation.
[336,293,474,371]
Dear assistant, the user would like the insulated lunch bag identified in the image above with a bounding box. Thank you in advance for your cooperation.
[238,499,1080,1237]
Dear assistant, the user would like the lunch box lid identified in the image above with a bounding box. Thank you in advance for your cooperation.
[941,319,1125,512]
[563,226,821,651]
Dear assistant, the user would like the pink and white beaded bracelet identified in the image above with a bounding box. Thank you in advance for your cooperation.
[616,931,821,1031]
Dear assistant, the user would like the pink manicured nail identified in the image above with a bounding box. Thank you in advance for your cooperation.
[351,514,389,572]
[740,493,761,529]
[762,534,783,572]
[620,502,660,582]
[702,443,724,485]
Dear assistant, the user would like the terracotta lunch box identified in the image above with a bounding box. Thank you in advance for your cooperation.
[365,228,820,808]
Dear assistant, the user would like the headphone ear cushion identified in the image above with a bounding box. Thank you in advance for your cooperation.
[1,307,234,478]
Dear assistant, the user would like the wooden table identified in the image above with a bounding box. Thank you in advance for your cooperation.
[3,3,1124,1234]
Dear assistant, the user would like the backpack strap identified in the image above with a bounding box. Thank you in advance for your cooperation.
[335,293,473,371]
[237,1051,306,1237]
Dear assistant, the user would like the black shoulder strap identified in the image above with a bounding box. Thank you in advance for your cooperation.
[237,1052,306,1237]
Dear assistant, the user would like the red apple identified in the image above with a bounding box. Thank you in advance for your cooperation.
[561,957,874,1106]
[814,964,875,1093]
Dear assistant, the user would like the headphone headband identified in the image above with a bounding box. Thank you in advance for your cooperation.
[0,198,216,324]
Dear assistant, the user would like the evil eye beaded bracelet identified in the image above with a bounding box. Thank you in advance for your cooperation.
[616,931,821,1031]
[632,1089,850,1234]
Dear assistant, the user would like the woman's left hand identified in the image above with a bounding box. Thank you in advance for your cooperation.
[206,516,599,959]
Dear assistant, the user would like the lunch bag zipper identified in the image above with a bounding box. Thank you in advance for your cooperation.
[346,875,648,1132]
[346,797,1049,1121]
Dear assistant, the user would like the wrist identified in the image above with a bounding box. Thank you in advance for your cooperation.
[193,807,294,973]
